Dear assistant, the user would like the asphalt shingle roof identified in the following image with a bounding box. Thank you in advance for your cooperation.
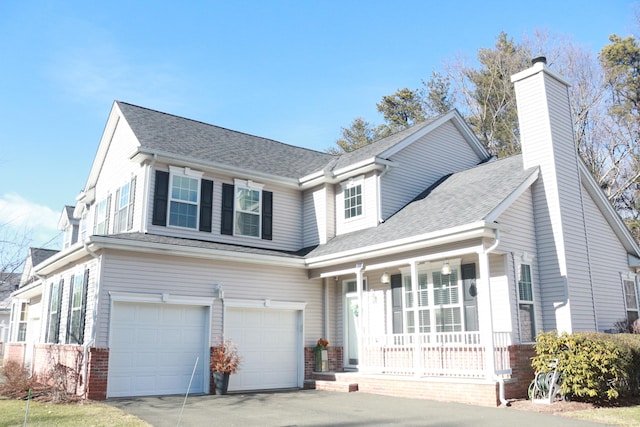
[306,155,537,258]
[116,101,336,179]
[101,232,309,258]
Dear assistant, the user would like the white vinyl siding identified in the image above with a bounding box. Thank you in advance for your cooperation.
[95,252,323,348]
[580,180,630,331]
[336,173,377,235]
[495,189,539,342]
[303,184,335,247]
[90,115,144,236]
[514,67,594,333]
[148,169,304,251]
[381,121,484,221]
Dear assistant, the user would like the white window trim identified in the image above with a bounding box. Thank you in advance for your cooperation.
[399,260,463,334]
[114,180,132,233]
[620,272,639,325]
[94,198,108,234]
[168,166,203,230]
[342,176,364,221]
[67,271,86,344]
[513,251,541,343]
[233,178,264,238]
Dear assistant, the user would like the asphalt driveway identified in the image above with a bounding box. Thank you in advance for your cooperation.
[106,390,608,427]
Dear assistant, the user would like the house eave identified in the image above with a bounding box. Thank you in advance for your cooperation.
[131,149,301,189]
[85,235,307,268]
[305,221,503,269]
[299,158,393,189]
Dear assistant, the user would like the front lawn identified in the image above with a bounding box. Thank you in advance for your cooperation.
[563,405,640,426]
[0,399,150,427]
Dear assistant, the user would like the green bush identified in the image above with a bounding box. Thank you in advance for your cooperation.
[531,331,640,401]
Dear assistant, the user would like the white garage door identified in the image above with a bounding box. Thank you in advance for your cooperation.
[225,307,300,391]
[108,302,208,398]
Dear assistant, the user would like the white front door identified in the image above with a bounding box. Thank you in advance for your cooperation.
[344,292,359,367]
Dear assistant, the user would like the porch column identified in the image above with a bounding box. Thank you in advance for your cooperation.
[476,249,496,380]
[355,263,364,372]
[410,261,421,376]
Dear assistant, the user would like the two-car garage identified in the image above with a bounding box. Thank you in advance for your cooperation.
[107,297,304,398]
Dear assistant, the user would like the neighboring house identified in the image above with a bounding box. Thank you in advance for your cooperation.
[0,272,21,359]
[3,248,57,366]
[6,57,640,406]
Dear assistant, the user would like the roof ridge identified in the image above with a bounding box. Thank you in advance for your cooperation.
[115,101,335,158]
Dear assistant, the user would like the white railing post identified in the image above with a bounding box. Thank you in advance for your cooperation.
[410,261,421,376]
[356,263,365,372]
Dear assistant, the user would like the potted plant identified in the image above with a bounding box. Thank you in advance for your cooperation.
[210,338,241,395]
[314,338,329,372]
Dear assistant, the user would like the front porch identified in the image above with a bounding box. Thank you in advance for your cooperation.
[361,331,512,378]
[305,340,535,407]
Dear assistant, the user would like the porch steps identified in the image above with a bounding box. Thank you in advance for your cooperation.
[309,372,359,393]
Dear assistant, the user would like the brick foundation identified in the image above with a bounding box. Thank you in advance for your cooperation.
[4,343,26,366]
[86,347,109,400]
[304,346,343,380]
[504,343,536,398]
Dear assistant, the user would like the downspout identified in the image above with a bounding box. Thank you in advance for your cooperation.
[482,229,510,406]
[82,241,100,399]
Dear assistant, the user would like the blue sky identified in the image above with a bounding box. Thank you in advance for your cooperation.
[0,0,636,255]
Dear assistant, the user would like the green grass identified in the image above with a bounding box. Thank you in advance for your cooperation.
[0,399,151,427]
[564,405,640,426]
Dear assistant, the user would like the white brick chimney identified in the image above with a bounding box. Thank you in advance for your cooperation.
[511,57,595,333]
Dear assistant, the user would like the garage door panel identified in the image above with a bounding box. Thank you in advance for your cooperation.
[108,302,208,398]
[226,307,300,392]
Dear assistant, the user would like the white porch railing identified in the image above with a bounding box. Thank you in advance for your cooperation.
[361,331,512,378]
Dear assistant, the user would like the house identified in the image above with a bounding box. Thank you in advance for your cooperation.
[6,57,640,406]
[0,271,22,359]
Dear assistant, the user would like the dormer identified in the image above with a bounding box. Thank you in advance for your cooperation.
[58,206,79,249]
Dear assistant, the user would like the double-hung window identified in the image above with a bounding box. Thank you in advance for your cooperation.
[94,198,109,234]
[47,280,63,344]
[168,167,202,229]
[518,263,536,342]
[400,262,463,334]
[235,180,263,237]
[17,302,28,341]
[67,271,88,344]
[114,177,136,232]
[344,179,363,219]
[623,277,639,326]
[403,273,430,333]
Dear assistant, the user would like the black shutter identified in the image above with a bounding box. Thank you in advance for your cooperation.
[127,176,137,230]
[221,183,234,235]
[391,274,403,333]
[152,170,169,226]
[55,279,63,344]
[105,194,111,233]
[113,189,120,232]
[199,179,214,232]
[79,269,89,344]
[262,190,273,240]
[66,275,75,343]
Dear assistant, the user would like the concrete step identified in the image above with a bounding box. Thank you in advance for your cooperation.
[314,379,358,393]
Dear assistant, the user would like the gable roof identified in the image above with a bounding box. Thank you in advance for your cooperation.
[306,155,537,262]
[329,110,489,173]
[117,102,336,180]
